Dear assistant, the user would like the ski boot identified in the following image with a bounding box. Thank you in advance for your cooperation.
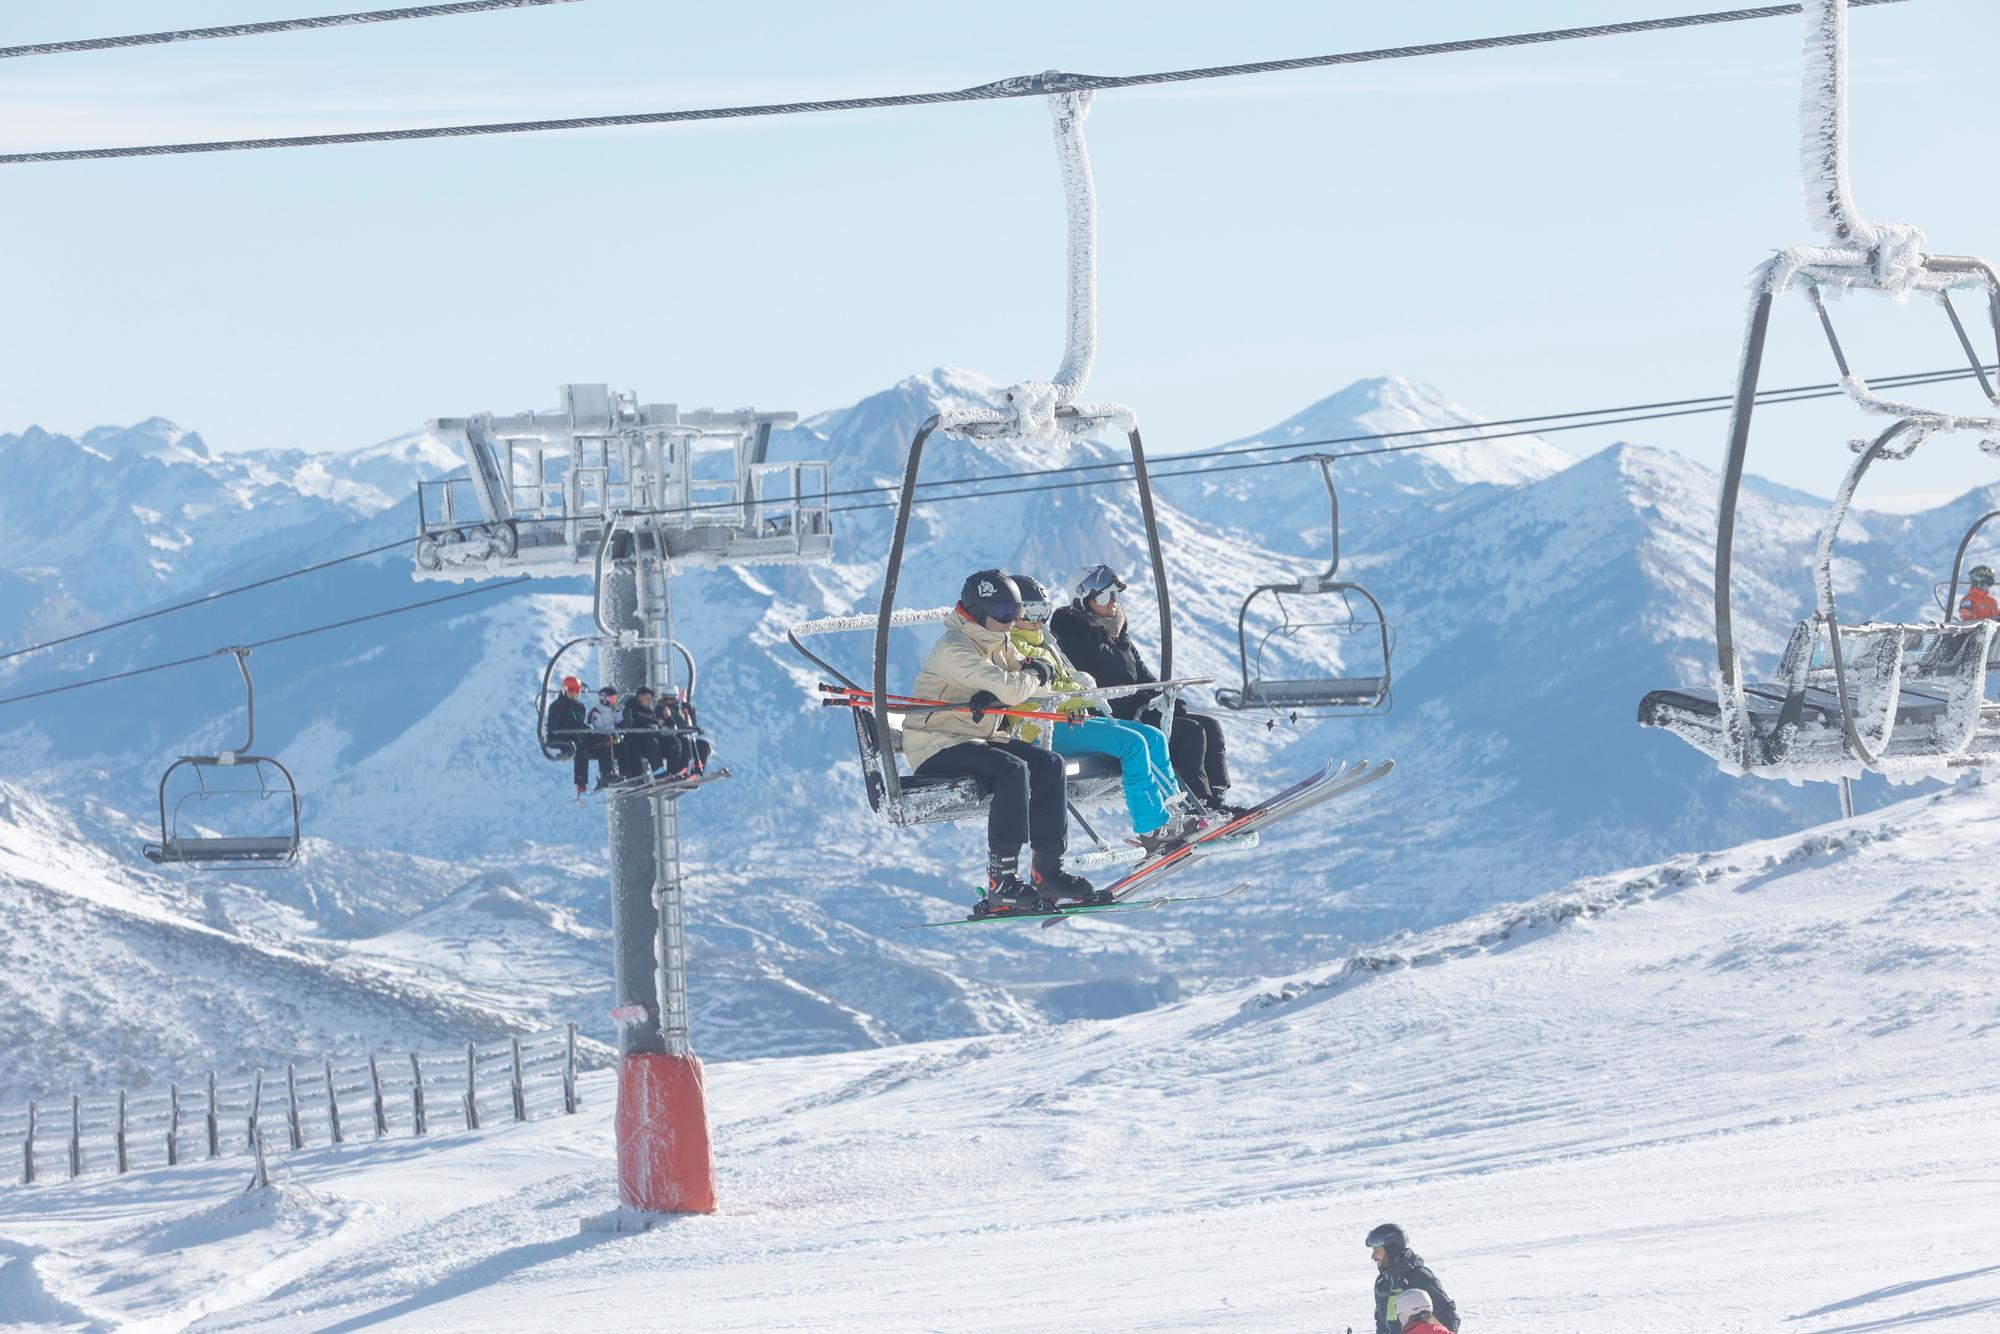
[972,853,1054,918]
[1203,793,1255,822]
[1033,862,1110,907]
[1132,807,1202,859]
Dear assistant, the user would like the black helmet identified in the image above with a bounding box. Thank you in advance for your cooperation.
[960,569,1024,625]
[1972,565,1995,589]
[1009,574,1053,623]
[1365,1223,1407,1252]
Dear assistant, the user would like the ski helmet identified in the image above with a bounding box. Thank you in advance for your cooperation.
[1973,565,1995,589]
[1365,1223,1407,1252]
[598,685,618,701]
[562,676,583,695]
[1390,1287,1434,1321]
[1010,574,1054,624]
[960,570,1023,625]
[1069,563,1127,606]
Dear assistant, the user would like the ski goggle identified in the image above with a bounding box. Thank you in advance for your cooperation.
[1019,598,1052,624]
[984,602,1021,624]
[1075,564,1126,602]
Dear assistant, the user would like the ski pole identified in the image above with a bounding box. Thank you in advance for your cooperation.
[818,686,1075,725]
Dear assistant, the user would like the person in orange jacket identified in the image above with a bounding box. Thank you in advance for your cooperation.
[1389,1286,1453,1334]
[1958,565,1998,621]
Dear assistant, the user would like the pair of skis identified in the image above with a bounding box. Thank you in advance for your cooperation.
[906,757,1394,929]
[578,767,732,804]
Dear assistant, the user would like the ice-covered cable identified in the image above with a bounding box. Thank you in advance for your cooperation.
[0,1,583,61]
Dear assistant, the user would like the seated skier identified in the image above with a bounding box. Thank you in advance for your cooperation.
[549,675,615,796]
[901,569,1102,914]
[1959,564,1998,621]
[1051,563,1252,819]
[661,686,712,777]
[1008,574,1202,857]
[585,685,626,788]
[618,685,674,782]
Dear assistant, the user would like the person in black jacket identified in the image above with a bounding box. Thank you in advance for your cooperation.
[1048,564,1247,817]
[1367,1223,1459,1333]
[617,686,671,780]
[548,676,615,795]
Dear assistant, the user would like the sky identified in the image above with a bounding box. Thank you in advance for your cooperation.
[5,0,2000,504]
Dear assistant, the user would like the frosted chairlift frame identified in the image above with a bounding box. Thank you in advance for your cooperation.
[1215,455,1392,720]
[143,648,302,868]
[536,632,699,762]
[1637,0,2000,783]
[1932,508,2000,623]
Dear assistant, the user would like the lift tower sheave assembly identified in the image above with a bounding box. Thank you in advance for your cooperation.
[409,383,833,1220]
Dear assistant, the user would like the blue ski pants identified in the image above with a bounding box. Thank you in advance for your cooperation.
[1050,716,1180,833]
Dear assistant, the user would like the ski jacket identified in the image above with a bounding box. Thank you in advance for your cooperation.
[586,701,622,734]
[546,694,588,739]
[620,698,659,733]
[1007,627,1100,743]
[1375,1253,1459,1334]
[1400,1321,1452,1334]
[1959,586,1998,621]
[1049,604,1157,721]
[900,609,1045,770]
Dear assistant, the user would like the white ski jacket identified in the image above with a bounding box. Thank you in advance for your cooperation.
[900,611,1046,771]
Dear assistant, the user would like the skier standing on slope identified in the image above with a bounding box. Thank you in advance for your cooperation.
[549,676,616,795]
[901,570,1102,914]
[1050,563,1249,818]
[1959,564,1999,621]
[1008,574,1202,856]
[1385,1286,1452,1334]
[1368,1224,1460,1334]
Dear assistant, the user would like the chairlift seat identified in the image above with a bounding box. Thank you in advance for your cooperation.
[1219,676,1386,711]
[143,836,299,866]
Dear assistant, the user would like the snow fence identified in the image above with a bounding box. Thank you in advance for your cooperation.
[0,1024,578,1186]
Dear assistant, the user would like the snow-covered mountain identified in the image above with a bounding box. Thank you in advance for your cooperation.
[3,370,1991,1090]
[2,775,1993,1331]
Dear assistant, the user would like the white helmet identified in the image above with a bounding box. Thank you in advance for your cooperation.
[1391,1287,1434,1324]
[1068,563,1127,605]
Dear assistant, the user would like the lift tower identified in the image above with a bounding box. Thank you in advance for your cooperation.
[411,383,832,1215]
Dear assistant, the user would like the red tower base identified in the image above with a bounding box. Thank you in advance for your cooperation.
[615,1051,716,1213]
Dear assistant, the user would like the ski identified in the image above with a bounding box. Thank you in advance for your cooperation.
[1040,758,1394,929]
[581,767,733,803]
[902,883,1252,930]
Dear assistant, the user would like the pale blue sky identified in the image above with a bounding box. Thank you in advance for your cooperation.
[5,0,2000,503]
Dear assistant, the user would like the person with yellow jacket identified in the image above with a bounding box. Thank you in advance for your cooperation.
[904,570,1103,914]
[1008,575,1202,857]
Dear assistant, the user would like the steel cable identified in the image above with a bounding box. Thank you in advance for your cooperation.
[0,1,584,62]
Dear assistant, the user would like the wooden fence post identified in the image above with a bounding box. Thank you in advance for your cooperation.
[114,1090,128,1175]
[563,1022,578,1114]
[206,1071,220,1159]
[246,1132,270,1193]
[68,1092,80,1179]
[368,1055,386,1138]
[168,1084,181,1167]
[463,1042,479,1131]
[22,1100,35,1185]
[285,1063,303,1150]
[325,1058,343,1145]
[510,1037,527,1123]
[409,1052,426,1137]
[248,1070,264,1152]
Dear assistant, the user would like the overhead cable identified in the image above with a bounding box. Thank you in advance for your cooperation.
[2,358,1987,671]
[0,0,1912,166]
[0,577,528,708]
[0,1,584,62]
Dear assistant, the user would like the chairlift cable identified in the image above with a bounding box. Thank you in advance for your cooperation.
[0,577,527,708]
[0,0,1913,166]
[0,1,584,62]
[2,359,1988,671]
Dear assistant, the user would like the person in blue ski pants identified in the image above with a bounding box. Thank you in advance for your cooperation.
[1009,574,1199,853]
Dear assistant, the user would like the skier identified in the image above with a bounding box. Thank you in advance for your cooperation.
[1008,574,1201,856]
[1958,564,1998,621]
[1368,1224,1460,1334]
[901,569,1101,913]
[1386,1287,1452,1334]
[662,686,712,777]
[584,685,625,789]
[1050,563,1249,818]
[618,685,672,781]
[549,675,615,796]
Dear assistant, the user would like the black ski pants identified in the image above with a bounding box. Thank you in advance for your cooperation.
[1165,704,1232,804]
[915,738,1067,864]
[564,736,616,787]
[617,731,665,778]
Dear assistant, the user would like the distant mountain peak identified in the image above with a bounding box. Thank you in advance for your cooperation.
[80,417,210,461]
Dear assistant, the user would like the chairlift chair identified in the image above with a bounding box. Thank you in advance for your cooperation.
[143,649,302,868]
[1215,456,1392,720]
[537,633,698,761]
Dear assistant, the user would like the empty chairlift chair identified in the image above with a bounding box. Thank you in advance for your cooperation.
[143,648,302,867]
[1216,456,1392,719]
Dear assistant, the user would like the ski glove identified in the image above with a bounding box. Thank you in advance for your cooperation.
[1056,694,1096,717]
[1022,659,1053,686]
[967,689,1002,723]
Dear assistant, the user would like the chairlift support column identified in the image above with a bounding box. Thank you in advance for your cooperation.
[409,384,829,1221]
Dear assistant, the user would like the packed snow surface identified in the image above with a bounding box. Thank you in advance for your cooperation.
[2,777,1996,1331]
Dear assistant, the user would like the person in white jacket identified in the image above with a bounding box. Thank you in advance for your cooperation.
[902,570,1103,915]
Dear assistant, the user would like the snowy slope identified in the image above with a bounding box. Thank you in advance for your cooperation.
[1,777,1995,1331]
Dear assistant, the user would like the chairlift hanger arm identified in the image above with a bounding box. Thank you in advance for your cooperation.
[1945,510,2000,623]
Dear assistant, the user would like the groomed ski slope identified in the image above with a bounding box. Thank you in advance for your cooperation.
[4,781,1999,1332]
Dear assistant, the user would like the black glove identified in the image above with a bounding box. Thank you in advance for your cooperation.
[967,689,1001,723]
[1022,659,1053,686]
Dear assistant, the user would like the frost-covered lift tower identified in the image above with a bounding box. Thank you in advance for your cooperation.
[411,384,831,1219]
[1639,0,2000,795]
